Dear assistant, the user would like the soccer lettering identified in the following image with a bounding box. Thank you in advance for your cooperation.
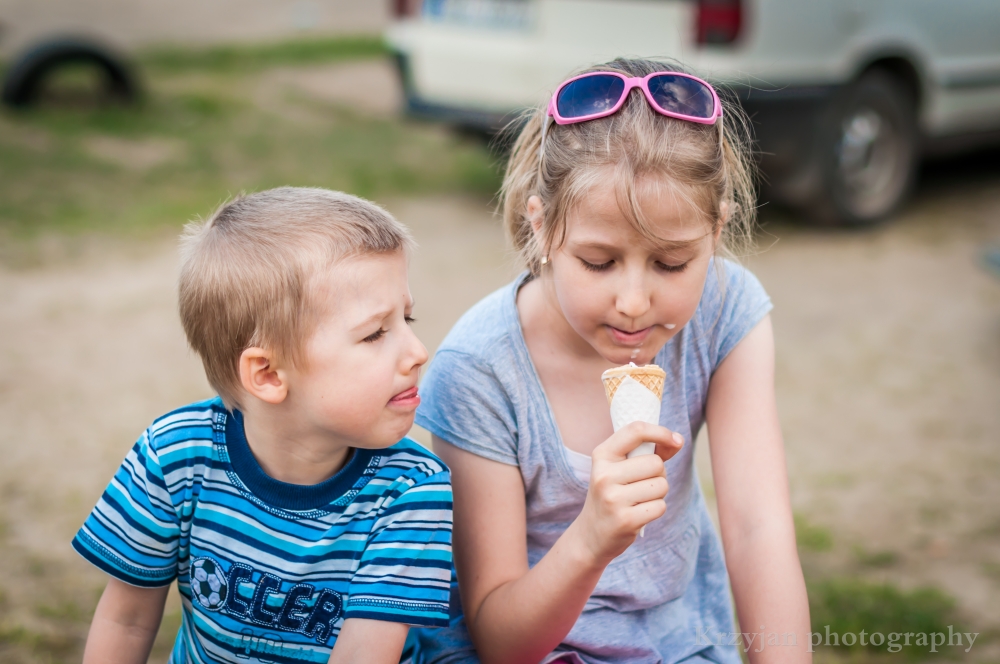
[250,574,282,624]
[304,589,344,644]
[225,564,253,617]
[277,584,316,631]
[194,558,344,644]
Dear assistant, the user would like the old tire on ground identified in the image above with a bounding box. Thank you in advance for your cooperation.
[811,69,919,226]
[1,37,139,107]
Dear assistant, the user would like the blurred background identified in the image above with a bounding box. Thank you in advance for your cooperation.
[0,1,998,662]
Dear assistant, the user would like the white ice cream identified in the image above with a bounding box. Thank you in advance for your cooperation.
[609,375,661,458]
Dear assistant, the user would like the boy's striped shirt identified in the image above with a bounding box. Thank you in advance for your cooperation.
[73,398,453,663]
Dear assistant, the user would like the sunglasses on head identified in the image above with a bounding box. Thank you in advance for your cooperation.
[547,70,722,126]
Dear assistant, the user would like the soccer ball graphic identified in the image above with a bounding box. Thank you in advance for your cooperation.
[191,557,228,611]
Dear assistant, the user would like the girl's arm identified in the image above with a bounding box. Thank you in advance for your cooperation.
[327,619,409,664]
[706,315,811,664]
[435,421,681,664]
[82,577,170,664]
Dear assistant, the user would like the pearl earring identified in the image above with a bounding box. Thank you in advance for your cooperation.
[540,255,548,265]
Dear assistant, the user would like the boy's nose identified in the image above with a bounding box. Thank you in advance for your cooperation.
[404,326,429,371]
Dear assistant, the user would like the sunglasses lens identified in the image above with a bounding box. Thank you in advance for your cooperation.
[556,75,626,119]
[647,74,716,119]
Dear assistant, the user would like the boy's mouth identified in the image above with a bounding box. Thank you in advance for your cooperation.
[388,386,420,407]
[607,325,653,346]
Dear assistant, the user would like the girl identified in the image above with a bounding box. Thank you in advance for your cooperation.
[413,58,810,664]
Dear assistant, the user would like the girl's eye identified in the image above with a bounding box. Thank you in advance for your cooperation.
[580,258,613,272]
[657,261,689,273]
[362,329,386,343]
[405,315,416,324]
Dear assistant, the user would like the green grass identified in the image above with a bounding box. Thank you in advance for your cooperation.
[795,513,834,552]
[0,623,82,662]
[854,546,900,568]
[0,36,501,245]
[141,35,389,73]
[809,579,963,659]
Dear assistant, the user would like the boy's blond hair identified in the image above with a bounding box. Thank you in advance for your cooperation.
[178,187,414,409]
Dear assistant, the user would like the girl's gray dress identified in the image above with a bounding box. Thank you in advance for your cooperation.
[413,260,772,664]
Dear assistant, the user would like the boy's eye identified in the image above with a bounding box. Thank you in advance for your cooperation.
[580,258,613,272]
[656,261,689,273]
[362,328,386,343]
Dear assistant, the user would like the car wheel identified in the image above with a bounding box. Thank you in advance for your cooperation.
[812,70,918,226]
[1,37,139,108]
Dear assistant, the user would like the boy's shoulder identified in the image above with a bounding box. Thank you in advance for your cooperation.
[143,396,224,456]
[374,437,450,483]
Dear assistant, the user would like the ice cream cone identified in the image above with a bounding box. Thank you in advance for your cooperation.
[601,364,666,403]
[601,363,666,538]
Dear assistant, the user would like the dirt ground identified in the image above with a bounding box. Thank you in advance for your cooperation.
[3,174,999,662]
[1,60,999,661]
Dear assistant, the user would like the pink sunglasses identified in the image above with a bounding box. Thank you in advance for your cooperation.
[547,70,722,126]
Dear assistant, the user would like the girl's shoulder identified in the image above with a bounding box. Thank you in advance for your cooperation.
[701,258,770,312]
[689,259,773,369]
[434,274,526,361]
[417,277,527,466]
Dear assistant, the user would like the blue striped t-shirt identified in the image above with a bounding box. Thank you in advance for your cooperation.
[73,398,453,663]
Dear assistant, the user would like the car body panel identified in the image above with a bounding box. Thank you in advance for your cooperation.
[387,0,1000,137]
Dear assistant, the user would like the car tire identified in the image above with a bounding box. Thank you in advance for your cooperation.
[1,37,139,108]
[810,69,919,226]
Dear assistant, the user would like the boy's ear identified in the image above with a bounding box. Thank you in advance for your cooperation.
[238,347,288,405]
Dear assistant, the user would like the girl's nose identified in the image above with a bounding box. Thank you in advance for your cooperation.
[615,271,652,320]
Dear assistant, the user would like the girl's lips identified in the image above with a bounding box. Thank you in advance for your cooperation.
[388,386,420,407]
[608,325,653,346]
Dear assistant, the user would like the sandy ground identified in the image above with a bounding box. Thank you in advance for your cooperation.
[0,58,999,661]
[0,0,388,57]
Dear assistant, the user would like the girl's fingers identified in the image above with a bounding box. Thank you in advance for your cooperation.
[593,453,666,486]
[654,437,684,462]
[593,422,682,463]
[630,497,668,527]
[618,475,669,505]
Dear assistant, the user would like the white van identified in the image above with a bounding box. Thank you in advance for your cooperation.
[386,0,1000,225]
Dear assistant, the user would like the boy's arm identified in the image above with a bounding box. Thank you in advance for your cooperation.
[327,619,409,664]
[83,577,170,664]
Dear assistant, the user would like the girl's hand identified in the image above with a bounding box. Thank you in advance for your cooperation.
[572,421,684,565]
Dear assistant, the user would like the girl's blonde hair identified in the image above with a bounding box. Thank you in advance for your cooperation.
[501,57,756,274]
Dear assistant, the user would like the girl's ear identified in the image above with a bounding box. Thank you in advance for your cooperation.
[714,201,730,243]
[527,195,544,236]
[527,195,548,258]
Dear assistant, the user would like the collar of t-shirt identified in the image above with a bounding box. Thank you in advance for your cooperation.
[226,409,376,511]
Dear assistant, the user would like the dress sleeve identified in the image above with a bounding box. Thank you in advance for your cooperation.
[71,430,180,587]
[344,469,453,627]
[415,349,519,466]
[711,261,774,370]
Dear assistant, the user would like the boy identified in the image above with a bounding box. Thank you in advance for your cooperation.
[73,187,452,664]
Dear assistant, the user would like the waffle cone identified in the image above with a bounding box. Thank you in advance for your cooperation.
[601,364,666,403]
